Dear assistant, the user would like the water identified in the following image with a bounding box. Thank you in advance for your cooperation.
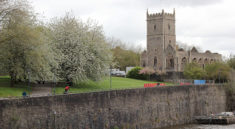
[161,124,235,129]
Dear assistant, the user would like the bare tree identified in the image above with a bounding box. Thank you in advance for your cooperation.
[176,41,203,52]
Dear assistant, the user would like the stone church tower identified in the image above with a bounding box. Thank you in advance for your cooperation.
[145,9,176,72]
[140,9,222,73]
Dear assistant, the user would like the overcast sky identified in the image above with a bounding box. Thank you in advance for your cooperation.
[29,0,235,57]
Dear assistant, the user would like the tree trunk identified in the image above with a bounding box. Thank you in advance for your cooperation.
[10,72,15,87]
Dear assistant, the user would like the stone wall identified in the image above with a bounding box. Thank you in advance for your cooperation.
[226,93,235,111]
[0,85,226,129]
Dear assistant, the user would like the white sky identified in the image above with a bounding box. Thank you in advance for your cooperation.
[29,0,235,57]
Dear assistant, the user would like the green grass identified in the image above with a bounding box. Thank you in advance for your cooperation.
[0,76,30,98]
[55,77,171,94]
[0,87,29,98]
[0,76,172,97]
[0,76,11,86]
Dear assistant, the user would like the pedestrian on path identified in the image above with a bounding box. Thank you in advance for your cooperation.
[64,85,70,94]
[22,91,27,98]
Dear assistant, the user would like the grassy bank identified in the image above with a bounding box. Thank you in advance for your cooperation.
[55,77,171,94]
[0,76,30,98]
[0,76,171,97]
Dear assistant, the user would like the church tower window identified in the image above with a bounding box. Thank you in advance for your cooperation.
[154,25,156,30]
[170,59,174,68]
[154,57,157,67]
[143,61,146,67]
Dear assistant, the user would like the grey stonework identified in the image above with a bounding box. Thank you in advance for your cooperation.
[0,85,227,129]
[141,9,222,72]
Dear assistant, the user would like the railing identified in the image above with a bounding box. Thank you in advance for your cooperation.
[164,79,216,85]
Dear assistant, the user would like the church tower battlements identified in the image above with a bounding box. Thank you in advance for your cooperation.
[147,9,175,18]
[146,9,176,72]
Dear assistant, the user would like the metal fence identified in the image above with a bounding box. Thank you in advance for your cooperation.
[164,79,215,85]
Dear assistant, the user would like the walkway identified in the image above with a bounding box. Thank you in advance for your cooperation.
[30,87,53,97]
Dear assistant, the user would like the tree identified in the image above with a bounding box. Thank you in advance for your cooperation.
[50,13,112,83]
[111,46,140,70]
[183,63,206,79]
[228,55,235,70]
[176,41,202,52]
[0,1,57,86]
[205,62,231,82]
[106,37,142,70]
[0,0,28,30]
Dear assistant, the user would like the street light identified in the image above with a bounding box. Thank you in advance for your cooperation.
[53,75,56,95]
[27,68,30,96]
[219,70,221,84]
[110,65,112,90]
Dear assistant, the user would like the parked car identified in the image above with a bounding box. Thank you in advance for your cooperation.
[110,69,126,76]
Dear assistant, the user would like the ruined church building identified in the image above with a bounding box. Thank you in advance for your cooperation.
[140,9,222,72]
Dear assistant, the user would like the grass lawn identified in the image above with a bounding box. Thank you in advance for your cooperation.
[55,77,171,94]
[0,76,30,98]
[0,75,172,97]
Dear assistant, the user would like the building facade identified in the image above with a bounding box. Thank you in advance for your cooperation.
[140,9,222,72]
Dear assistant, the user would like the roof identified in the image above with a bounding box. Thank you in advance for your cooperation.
[191,47,198,53]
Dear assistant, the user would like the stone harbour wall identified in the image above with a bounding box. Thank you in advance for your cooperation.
[0,85,227,129]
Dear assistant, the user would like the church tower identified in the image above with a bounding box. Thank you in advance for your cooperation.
[146,9,176,72]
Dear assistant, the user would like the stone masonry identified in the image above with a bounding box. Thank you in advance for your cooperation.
[140,9,222,72]
[0,85,226,129]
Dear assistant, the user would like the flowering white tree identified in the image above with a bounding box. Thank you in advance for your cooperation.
[50,14,112,83]
[0,1,57,86]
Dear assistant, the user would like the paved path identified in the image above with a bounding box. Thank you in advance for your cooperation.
[30,87,53,97]
[0,87,54,100]
[0,97,10,100]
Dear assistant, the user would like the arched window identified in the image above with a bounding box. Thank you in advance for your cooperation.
[204,58,209,64]
[181,57,187,71]
[165,45,175,70]
[192,58,197,63]
[154,57,157,67]
[198,58,202,64]
[198,58,203,68]
[170,59,174,68]
[166,57,174,69]
[143,61,146,67]
[210,59,214,64]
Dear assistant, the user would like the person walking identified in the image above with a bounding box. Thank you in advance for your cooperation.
[64,85,70,94]
[22,91,27,98]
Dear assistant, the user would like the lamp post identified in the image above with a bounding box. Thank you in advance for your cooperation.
[27,69,30,96]
[110,65,112,90]
[53,75,56,95]
[219,70,221,84]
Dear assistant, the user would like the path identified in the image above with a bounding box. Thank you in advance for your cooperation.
[30,87,53,97]
[0,86,55,100]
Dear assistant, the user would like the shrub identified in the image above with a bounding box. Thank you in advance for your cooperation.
[126,67,147,80]
[205,62,231,82]
[183,63,206,79]
[139,67,155,80]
